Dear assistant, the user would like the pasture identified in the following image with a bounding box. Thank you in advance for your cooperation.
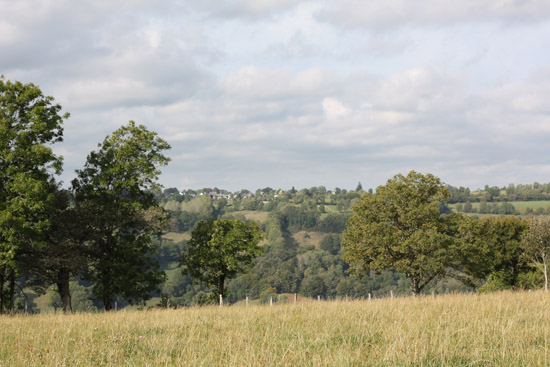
[1,291,549,366]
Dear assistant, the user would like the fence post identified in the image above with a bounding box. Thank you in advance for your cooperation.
[115,301,117,311]
[368,293,371,300]
[270,297,273,306]
[246,296,249,307]
[294,293,297,304]
[317,295,320,302]
[390,290,393,299]
[219,294,223,307]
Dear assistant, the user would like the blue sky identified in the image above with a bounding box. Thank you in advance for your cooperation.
[2,0,550,191]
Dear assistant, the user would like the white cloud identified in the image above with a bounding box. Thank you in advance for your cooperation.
[183,0,307,19]
[2,0,549,191]
[319,0,550,28]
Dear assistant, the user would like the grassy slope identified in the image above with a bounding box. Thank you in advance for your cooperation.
[2,290,549,366]
[239,210,269,223]
[293,231,325,249]
[162,232,191,242]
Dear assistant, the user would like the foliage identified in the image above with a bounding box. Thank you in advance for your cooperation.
[458,216,528,290]
[25,188,89,313]
[0,78,68,313]
[342,171,461,295]
[72,121,171,310]
[521,219,550,291]
[180,218,264,299]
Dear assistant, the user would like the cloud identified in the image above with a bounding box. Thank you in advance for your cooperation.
[182,0,307,20]
[318,0,550,29]
[2,0,549,191]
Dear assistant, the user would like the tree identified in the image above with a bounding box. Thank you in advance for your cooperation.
[457,216,528,290]
[341,171,461,296]
[180,218,264,302]
[320,234,341,255]
[72,121,171,310]
[23,187,88,314]
[0,78,68,313]
[522,219,550,291]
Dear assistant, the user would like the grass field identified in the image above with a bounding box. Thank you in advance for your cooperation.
[2,291,550,366]
[162,232,191,242]
[293,231,325,249]
[450,201,550,215]
[239,210,269,223]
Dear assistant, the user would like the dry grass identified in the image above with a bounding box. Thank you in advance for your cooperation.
[162,232,191,242]
[239,210,269,223]
[1,291,550,366]
[293,231,325,249]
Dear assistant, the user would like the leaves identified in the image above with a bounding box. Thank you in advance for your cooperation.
[341,171,459,295]
[181,219,264,297]
[0,78,67,273]
[72,122,171,309]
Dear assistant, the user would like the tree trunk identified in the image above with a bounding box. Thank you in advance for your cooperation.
[8,270,15,314]
[411,277,421,297]
[103,292,112,311]
[57,268,72,314]
[544,261,548,292]
[0,266,5,315]
[218,274,225,303]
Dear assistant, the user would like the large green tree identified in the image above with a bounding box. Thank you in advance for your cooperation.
[72,121,170,310]
[180,218,264,302]
[341,171,461,296]
[0,78,68,313]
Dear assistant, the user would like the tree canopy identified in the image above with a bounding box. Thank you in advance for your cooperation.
[180,218,264,301]
[341,171,462,295]
[72,121,171,310]
[0,78,68,313]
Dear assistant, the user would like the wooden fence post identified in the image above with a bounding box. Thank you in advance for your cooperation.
[219,294,223,307]
[270,297,273,306]
[294,293,297,304]
[246,296,249,307]
[368,293,371,300]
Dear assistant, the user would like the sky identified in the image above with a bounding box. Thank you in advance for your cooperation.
[1,0,550,192]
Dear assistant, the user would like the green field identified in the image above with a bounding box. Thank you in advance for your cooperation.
[2,291,549,366]
[451,200,550,214]
[238,210,270,223]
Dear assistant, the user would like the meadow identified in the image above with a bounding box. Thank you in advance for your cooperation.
[1,291,549,366]
[450,200,550,215]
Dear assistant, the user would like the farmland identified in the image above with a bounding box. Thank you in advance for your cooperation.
[1,290,549,366]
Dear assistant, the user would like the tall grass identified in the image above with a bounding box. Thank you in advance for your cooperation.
[1,291,549,366]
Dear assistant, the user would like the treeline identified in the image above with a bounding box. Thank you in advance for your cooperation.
[449,183,550,203]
